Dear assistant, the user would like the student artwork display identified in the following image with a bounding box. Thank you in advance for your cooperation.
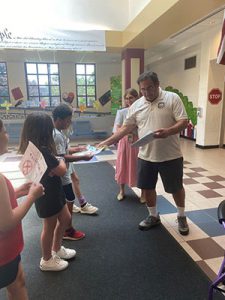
[165,86,197,140]
[93,100,101,111]
[11,87,24,107]
[40,99,47,109]
[62,92,75,104]
[0,101,12,113]
[99,90,111,106]
[11,87,23,100]
[79,104,86,113]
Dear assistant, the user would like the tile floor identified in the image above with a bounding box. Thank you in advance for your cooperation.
[2,138,225,283]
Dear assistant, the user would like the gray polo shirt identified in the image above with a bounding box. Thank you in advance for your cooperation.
[53,128,72,185]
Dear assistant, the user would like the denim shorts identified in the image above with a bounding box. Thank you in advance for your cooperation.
[63,183,75,202]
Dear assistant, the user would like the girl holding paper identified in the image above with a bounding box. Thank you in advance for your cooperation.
[19,113,76,272]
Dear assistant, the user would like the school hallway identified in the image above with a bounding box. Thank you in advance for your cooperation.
[1,138,225,299]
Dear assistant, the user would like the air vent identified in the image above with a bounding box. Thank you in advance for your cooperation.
[184,56,196,70]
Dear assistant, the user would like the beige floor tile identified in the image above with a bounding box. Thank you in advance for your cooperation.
[185,183,209,192]
[194,198,221,209]
[131,187,142,198]
[198,171,215,177]
[184,168,196,174]
[196,197,224,209]
[162,213,193,227]
[213,236,225,250]
[214,188,225,196]
[205,257,224,274]
[184,201,200,211]
[186,195,219,210]
[185,190,205,200]
[191,177,214,184]
[183,174,190,179]
[175,223,209,241]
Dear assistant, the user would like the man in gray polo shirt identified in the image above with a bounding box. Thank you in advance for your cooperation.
[98,71,189,235]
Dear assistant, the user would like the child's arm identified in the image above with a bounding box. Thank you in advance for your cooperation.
[64,153,93,162]
[0,174,44,232]
[69,146,86,154]
[49,158,67,176]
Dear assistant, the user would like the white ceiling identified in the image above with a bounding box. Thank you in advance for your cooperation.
[146,8,225,61]
[1,0,224,65]
[2,0,151,31]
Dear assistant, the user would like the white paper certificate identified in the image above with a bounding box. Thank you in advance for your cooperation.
[73,145,105,157]
[131,131,155,147]
[19,141,47,183]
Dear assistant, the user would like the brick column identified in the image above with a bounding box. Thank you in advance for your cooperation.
[121,48,144,96]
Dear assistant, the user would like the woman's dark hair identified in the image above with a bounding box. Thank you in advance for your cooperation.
[124,88,139,99]
[52,103,73,121]
[137,71,159,85]
[18,112,56,154]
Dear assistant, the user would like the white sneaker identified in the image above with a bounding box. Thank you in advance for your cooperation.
[52,246,76,260]
[40,255,68,271]
[80,203,98,215]
[72,204,81,213]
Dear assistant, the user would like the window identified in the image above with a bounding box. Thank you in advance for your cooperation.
[0,62,9,104]
[75,63,96,107]
[25,63,61,107]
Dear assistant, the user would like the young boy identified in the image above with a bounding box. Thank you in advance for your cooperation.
[52,104,98,240]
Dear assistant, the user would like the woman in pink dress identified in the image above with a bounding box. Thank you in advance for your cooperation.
[113,88,145,203]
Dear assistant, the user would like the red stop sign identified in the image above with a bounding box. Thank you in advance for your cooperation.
[208,88,222,105]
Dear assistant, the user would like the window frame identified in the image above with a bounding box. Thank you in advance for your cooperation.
[75,63,96,108]
[25,62,61,107]
[0,62,10,104]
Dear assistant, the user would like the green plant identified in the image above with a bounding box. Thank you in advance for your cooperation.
[110,76,122,115]
[165,86,197,126]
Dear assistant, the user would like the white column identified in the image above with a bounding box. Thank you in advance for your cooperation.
[196,34,225,147]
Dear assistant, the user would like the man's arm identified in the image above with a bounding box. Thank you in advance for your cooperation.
[98,123,136,148]
[154,119,188,138]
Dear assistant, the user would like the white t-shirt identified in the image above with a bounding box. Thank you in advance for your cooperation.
[113,107,138,138]
[124,88,187,162]
[112,108,128,133]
